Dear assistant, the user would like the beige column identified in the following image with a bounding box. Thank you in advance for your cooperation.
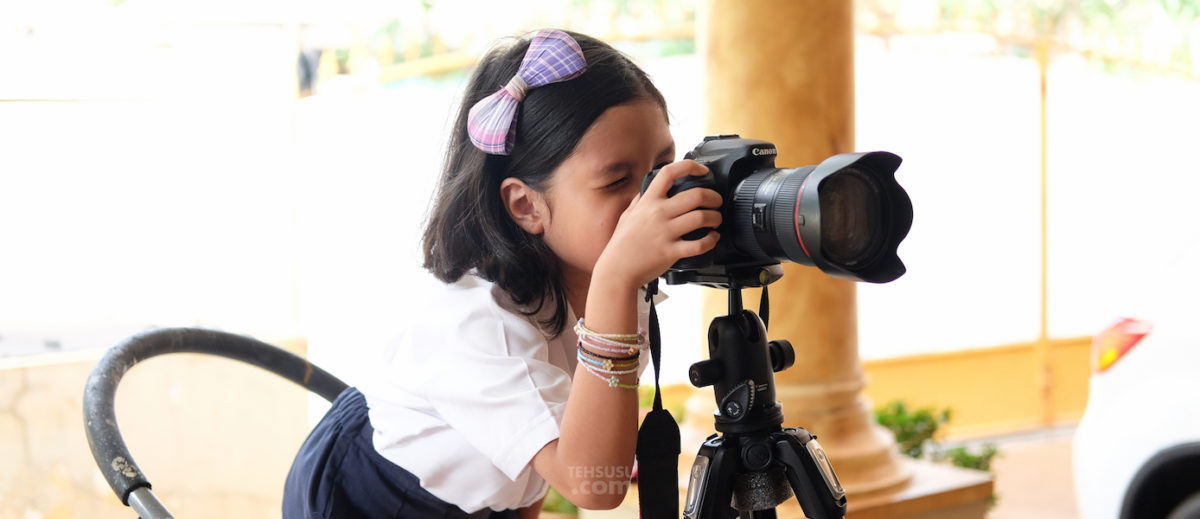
[692,0,910,501]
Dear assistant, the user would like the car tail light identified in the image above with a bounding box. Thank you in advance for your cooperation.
[1094,317,1151,372]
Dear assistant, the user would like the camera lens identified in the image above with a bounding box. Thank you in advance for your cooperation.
[730,166,811,264]
[818,169,881,266]
[731,156,907,283]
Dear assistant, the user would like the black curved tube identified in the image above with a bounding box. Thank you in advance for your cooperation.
[83,327,349,506]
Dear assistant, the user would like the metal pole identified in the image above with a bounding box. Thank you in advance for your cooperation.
[128,487,175,519]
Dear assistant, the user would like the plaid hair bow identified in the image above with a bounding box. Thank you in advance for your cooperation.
[467,29,587,155]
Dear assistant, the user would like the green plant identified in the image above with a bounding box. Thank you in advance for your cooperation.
[874,400,951,459]
[874,400,1003,475]
[542,487,579,515]
[939,444,1001,472]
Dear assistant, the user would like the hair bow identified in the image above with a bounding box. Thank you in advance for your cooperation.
[467,29,587,155]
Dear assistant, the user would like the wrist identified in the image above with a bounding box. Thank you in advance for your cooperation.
[582,261,641,336]
[582,279,639,322]
[590,254,642,294]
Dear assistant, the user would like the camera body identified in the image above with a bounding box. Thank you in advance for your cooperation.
[642,134,912,288]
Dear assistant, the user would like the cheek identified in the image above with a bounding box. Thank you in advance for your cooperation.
[574,206,622,258]
[599,200,629,234]
[546,196,630,265]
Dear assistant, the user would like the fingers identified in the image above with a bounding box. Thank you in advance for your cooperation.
[673,229,721,258]
[642,160,710,199]
[667,208,723,239]
[662,186,722,218]
[617,159,724,268]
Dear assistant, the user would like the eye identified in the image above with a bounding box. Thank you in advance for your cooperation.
[606,176,630,189]
[653,161,672,170]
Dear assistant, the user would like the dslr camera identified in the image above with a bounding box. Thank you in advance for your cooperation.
[642,134,913,288]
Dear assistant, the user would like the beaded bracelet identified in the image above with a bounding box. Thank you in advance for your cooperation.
[577,351,640,371]
[581,361,638,372]
[583,365,639,377]
[577,348,640,370]
[574,318,644,390]
[579,361,640,389]
[574,319,646,345]
[579,335,644,355]
[578,353,639,375]
[577,343,640,362]
[581,368,639,389]
[579,336,642,356]
[577,331,646,348]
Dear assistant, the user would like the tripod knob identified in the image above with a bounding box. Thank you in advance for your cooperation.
[689,359,723,388]
[742,440,774,471]
[768,340,795,372]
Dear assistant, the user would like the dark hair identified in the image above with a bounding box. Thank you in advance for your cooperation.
[422,30,667,336]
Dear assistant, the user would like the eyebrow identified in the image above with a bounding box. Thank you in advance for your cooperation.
[658,143,676,161]
[600,143,677,176]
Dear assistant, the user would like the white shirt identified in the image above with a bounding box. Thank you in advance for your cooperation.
[362,274,661,513]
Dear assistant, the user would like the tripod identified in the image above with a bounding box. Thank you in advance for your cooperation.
[678,271,848,519]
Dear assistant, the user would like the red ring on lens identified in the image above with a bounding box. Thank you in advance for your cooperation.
[794,173,813,258]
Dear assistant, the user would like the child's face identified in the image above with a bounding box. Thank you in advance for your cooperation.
[540,99,674,285]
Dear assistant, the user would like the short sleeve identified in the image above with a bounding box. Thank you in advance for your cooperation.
[421,301,572,481]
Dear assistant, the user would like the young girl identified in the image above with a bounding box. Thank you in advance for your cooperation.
[284,29,722,518]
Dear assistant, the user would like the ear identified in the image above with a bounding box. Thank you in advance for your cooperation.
[500,178,547,235]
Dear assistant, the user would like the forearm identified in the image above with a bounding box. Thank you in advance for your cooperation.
[556,271,641,505]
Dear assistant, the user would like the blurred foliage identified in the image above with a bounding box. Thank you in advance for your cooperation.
[862,0,1200,77]
[938,443,1001,471]
[312,0,1199,86]
[874,400,951,458]
[929,0,1200,28]
[638,384,686,423]
[303,0,699,85]
[614,37,696,58]
[542,486,580,515]
[875,400,1001,474]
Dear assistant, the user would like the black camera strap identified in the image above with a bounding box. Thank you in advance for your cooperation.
[760,285,770,332]
[636,279,680,519]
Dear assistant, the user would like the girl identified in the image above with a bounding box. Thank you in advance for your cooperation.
[284,29,722,518]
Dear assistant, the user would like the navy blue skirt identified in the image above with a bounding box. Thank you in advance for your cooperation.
[283,387,519,519]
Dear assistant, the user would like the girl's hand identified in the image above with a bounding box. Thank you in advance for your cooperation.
[595,159,723,289]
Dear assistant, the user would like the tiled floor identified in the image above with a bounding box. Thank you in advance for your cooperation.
[962,426,1080,519]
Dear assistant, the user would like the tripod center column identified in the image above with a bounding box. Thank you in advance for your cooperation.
[693,0,911,503]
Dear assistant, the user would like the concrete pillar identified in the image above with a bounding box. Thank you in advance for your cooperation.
[695,0,910,501]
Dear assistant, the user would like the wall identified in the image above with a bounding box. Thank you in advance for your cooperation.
[861,337,1092,438]
[0,339,311,518]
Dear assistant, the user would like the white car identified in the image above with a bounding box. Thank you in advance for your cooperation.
[1073,297,1200,517]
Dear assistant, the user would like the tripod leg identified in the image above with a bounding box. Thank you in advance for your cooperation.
[773,430,847,519]
[685,437,740,519]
